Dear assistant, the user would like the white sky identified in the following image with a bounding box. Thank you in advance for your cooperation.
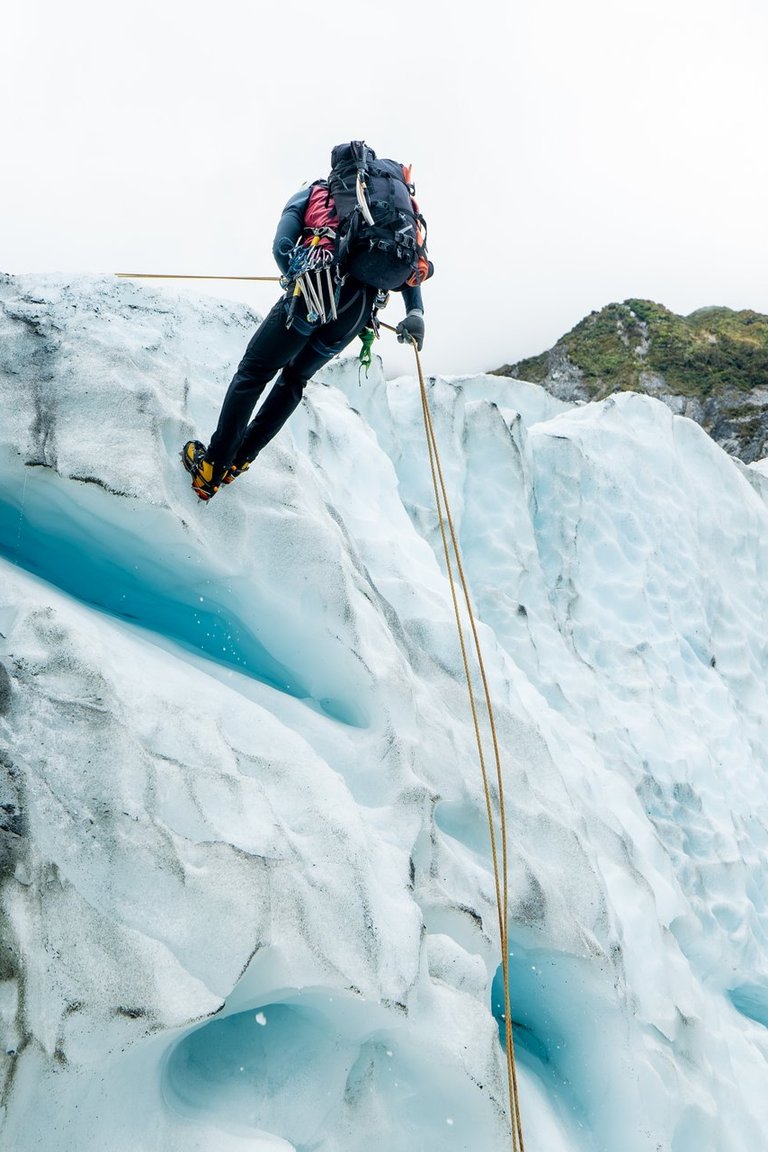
[3,0,768,378]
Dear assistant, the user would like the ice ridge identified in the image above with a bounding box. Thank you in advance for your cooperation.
[1,274,768,1152]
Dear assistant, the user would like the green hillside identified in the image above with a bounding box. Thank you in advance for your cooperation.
[495,300,768,400]
[492,301,768,461]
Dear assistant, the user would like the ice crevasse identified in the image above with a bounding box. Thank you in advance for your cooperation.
[1,273,768,1151]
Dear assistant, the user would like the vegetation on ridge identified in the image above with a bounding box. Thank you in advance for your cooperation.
[494,300,768,401]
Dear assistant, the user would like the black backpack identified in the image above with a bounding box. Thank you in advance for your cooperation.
[327,141,432,291]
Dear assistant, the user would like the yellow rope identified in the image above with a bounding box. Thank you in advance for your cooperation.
[115,273,281,282]
[113,271,525,1145]
[382,322,525,1151]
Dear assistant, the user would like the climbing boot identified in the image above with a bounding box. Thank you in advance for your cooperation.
[181,440,221,501]
[221,458,252,485]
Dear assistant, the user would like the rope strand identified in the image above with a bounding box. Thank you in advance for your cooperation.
[115,273,282,282]
[381,322,525,1151]
[113,272,526,1148]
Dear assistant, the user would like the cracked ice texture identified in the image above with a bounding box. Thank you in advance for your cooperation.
[1,273,768,1151]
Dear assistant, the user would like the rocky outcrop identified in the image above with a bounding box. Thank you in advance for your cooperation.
[492,299,768,463]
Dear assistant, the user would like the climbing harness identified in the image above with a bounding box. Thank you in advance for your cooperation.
[381,321,526,1152]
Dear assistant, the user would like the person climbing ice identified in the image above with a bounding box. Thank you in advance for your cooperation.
[182,140,433,501]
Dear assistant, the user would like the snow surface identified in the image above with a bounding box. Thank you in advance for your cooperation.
[1,273,768,1151]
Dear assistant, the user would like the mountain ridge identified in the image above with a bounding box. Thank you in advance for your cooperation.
[492,299,768,462]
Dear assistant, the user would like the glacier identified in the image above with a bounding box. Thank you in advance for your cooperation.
[1,272,768,1151]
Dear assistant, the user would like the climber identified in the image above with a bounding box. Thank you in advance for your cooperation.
[182,140,433,501]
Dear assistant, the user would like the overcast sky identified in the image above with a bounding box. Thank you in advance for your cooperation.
[3,0,767,378]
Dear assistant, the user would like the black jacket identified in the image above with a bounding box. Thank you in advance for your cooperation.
[272,185,425,314]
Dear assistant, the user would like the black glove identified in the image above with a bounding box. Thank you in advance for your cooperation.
[396,309,425,351]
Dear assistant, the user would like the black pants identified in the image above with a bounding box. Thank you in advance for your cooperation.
[207,280,376,473]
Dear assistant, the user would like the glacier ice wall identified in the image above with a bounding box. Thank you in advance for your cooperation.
[1,273,768,1151]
